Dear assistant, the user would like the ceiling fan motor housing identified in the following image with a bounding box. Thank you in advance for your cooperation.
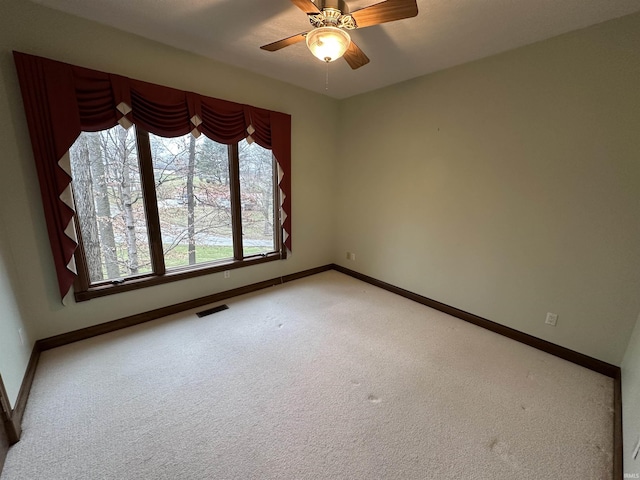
[313,0,350,14]
[310,0,357,30]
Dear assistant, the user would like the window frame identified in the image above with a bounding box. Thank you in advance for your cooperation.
[72,127,285,302]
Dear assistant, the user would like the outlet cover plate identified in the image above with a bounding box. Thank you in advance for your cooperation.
[545,312,558,326]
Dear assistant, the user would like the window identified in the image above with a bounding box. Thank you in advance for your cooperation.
[69,125,283,301]
[14,52,291,303]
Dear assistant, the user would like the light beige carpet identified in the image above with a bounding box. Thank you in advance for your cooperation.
[2,271,613,479]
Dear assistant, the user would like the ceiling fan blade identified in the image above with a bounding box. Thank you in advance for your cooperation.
[351,0,418,28]
[290,0,322,14]
[343,41,370,69]
[260,33,308,52]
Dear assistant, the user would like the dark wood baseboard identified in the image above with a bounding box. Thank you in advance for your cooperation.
[614,370,623,479]
[0,374,12,474]
[331,263,623,479]
[10,345,39,441]
[0,375,20,446]
[331,264,618,377]
[0,413,24,475]
[1,372,24,476]
[0,347,38,471]
[38,264,333,352]
[1,263,333,470]
[0,375,13,429]
[0,418,8,477]
[6,263,623,479]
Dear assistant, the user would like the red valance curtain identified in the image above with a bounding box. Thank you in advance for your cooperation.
[13,51,292,301]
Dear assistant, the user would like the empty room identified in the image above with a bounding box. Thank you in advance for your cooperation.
[1,0,639,478]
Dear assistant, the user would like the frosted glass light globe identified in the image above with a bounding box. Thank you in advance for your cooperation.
[306,27,351,63]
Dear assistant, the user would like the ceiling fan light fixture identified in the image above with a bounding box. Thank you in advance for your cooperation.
[305,26,351,63]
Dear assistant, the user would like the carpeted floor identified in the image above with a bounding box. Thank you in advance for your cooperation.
[1,271,613,479]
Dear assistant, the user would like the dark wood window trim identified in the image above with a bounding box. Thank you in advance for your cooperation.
[72,129,284,302]
[74,253,283,301]
[136,129,166,277]
[228,143,244,261]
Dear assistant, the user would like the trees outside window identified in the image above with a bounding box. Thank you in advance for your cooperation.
[70,127,151,284]
[238,138,276,257]
[69,125,282,300]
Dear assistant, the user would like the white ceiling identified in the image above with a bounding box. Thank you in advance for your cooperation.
[30,0,640,99]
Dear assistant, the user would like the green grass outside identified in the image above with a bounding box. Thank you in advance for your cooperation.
[99,244,270,281]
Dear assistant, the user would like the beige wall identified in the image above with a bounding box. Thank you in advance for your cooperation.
[0,209,32,407]
[335,12,640,365]
[0,0,339,406]
[623,311,640,476]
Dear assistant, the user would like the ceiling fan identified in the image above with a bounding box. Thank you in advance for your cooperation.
[260,0,419,69]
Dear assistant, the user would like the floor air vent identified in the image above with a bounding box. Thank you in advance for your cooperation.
[196,304,229,318]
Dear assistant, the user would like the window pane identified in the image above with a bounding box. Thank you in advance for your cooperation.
[238,139,276,257]
[69,126,152,284]
[149,133,233,269]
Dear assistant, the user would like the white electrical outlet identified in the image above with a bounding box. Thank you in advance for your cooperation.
[545,312,558,326]
[350,252,356,261]
[224,270,230,279]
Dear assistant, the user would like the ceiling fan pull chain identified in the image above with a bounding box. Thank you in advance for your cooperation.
[325,62,330,91]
